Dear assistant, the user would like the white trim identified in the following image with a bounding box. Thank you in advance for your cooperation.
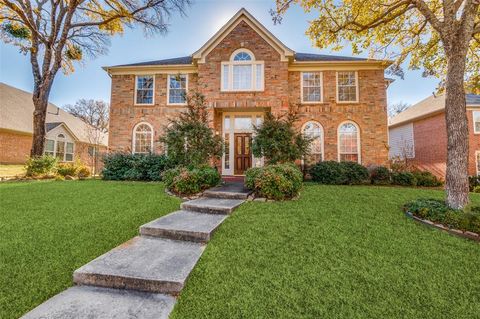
[134,75,155,106]
[473,110,480,134]
[476,151,480,175]
[301,120,325,162]
[221,50,264,92]
[167,74,188,106]
[43,133,75,162]
[300,72,323,104]
[337,120,361,163]
[336,71,359,103]
[132,122,154,154]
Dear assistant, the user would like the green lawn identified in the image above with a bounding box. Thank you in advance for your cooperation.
[1,182,479,319]
[171,184,480,319]
[0,180,181,319]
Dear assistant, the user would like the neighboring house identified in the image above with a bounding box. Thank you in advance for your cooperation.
[0,83,108,172]
[388,93,480,178]
[104,8,391,176]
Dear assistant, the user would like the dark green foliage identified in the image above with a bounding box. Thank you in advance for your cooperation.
[404,198,480,234]
[370,166,391,185]
[3,23,30,39]
[411,170,443,187]
[392,171,417,186]
[251,112,312,164]
[469,175,480,191]
[160,92,223,167]
[245,163,303,200]
[309,161,347,184]
[309,161,368,185]
[163,166,221,196]
[102,153,171,181]
[25,155,57,177]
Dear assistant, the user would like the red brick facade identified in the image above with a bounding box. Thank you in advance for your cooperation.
[0,130,32,164]
[107,13,389,174]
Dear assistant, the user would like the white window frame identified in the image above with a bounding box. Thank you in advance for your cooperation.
[221,49,264,92]
[134,75,155,106]
[167,74,188,106]
[473,111,480,134]
[336,71,359,103]
[132,122,154,154]
[301,72,323,104]
[302,121,325,163]
[337,120,361,163]
[476,151,480,175]
[43,135,74,162]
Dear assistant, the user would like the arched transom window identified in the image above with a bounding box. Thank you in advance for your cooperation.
[44,132,74,162]
[303,121,324,165]
[221,49,264,92]
[338,121,360,163]
[133,122,153,154]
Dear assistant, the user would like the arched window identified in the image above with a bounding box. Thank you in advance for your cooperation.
[44,132,74,161]
[133,122,153,154]
[302,121,323,165]
[221,49,264,91]
[338,121,360,163]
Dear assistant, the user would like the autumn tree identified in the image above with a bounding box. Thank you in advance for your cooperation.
[273,0,480,209]
[0,0,190,157]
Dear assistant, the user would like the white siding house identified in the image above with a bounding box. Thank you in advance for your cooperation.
[388,123,415,159]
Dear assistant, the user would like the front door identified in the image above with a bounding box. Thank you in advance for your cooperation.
[234,133,252,175]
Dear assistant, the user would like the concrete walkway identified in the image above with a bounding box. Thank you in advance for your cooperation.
[22,182,249,319]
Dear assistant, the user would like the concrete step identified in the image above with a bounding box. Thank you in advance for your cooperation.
[181,197,245,215]
[73,236,204,295]
[21,286,175,319]
[203,183,251,200]
[140,210,227,243]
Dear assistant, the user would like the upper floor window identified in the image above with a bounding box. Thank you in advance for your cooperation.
[301,72,323,103]
[302,121,324,165]
[44,134,74,161]
[338,121,360,163]
[135,75,154,105]
[337,71,358,103]
[473,111,480,134]
[168,74,188,105]
[221,49,264,92]
[133,122,153,154]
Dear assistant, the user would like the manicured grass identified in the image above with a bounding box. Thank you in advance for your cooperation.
[0,180,180,319]
[0,164,25,177]
[172,184,480,319]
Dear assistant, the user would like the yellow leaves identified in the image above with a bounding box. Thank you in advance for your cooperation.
[84,0,132,35]
[65,44,82,60]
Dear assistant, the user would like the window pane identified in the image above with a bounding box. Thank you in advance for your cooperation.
[56,141,65,160]
[66,142,74,153]
[337,72,357,102]
[256,64,263,90]
[169,75,187,104]
[233,65,252,90]
[134,124,153,154]
[224,133,230,169]
[302,72,322,102]
[339,123,359,162]
[136,76,154,104]
[223,65,229,90]
[474,111,480,132]
[234,116,252,130]
[224,116,230,130]
[233,52,252,61]
[45,139,55,152]
[65,153,73,162]
[303,122,322,164]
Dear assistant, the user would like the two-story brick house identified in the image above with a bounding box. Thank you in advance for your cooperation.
[104,8,390,176]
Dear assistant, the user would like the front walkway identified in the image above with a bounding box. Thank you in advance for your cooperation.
[22,182,250,319]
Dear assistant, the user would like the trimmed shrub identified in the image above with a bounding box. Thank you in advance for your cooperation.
[411,170,443,187]
[245,163,303,200]
[56,163,77,177]
[404,198,480,234]
[163,166,221,196]
[392,172,417,186]
[469,176,480,192]
[309,161,346,185]
[473,186,480,193]
[77,165,91,179]
[25,155,57,177]
[102,153,171,181]
[341,161,369,185]
[370,166,391,185]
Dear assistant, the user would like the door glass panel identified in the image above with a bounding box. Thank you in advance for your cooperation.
[224,133,230,169]
[234,116,252,130]
[224,116,230,130]
[245,136,250,155]
[237,136,242,154]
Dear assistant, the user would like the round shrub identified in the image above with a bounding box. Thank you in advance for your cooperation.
[25,155,57,177]
[245,163,303,200]
[56,163,77,177]
[309,161,346,185]
[370,166,391,185]
[411,170,443,187]
[77,165,91,179]
[341,161,369,185]
[163,166,221,196]
[102,153,171,181]
[392,171,417,186]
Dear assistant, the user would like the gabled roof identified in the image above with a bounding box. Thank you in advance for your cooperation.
[111,56,193,68]
[389,93,480,127]
[0,83,108,146]
[192,8,294,63]
[294,52,368,62]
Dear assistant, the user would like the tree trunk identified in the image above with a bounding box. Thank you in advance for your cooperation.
[30,80,54,156]
[444,55,469,209]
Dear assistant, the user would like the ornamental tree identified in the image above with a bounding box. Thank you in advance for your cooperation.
[273,0,480,209]
[0,0,190,157]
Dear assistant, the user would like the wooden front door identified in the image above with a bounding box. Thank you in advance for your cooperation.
[234,133,252,175]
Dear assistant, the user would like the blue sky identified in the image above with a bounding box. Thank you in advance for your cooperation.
[0,0,438,107]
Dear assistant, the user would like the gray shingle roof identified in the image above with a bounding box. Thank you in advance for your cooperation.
[467,94,480,105]
[294,52,368,62]
[113,56,193,67]
[46,122,62,132]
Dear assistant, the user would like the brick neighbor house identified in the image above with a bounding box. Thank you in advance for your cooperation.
[388,93,480,178]
[0,83,108,173]
[104,8,391,176]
